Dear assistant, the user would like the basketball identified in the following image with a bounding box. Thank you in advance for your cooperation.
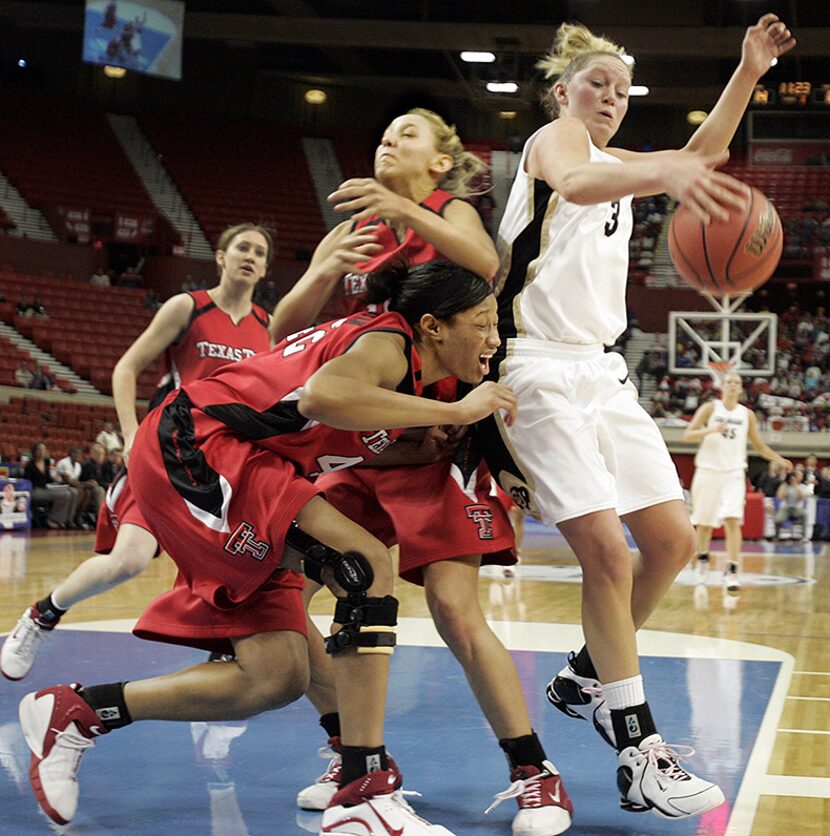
[668,186,783,296]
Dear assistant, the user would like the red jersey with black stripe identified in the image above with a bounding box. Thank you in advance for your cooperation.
[150,289,271,409]
[179,310,423,478]
[324,189,457,319]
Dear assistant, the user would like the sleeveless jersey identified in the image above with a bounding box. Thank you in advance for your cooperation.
[150,289,271,409]
[694,400,751,471]
[323,189,458,319]
[179,310,423,478]
[494,127,633,348]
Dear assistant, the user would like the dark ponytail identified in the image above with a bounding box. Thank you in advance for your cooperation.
[365,260,492,329]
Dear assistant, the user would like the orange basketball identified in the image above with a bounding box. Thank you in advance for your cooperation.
[668,186,783,296]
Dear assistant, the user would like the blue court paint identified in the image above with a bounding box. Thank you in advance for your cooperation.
[0,629,777,835]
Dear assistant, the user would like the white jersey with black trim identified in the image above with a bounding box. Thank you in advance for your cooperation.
[494,126,633,348]
[694,400,751,471]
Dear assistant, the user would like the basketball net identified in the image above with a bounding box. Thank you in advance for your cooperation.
[706,360,736,386]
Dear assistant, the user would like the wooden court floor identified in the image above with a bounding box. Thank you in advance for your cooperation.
[1,526,828,835]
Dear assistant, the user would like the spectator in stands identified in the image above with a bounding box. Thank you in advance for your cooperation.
[118,266,143,288]
[774,471,809,540]
[29,366,58,392]
[803,454,820,493]
[16,296,32,317]
[95,420,122,453]
[143,288,161,310]
[181,275,197,292]
[109,446,124,470]
[31,297,48,319]
[80,442,115,499]
[31,365,57,391]
[24,441,77,529]
[14,361,34,388]
[89,267,111,286]
[816,466,830,499]
[55,445,98,529]
[753,461,783,497]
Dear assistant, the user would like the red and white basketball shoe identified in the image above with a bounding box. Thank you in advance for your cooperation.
[320,768,454,835]
[486,760,573,835]
[18,683,108,825]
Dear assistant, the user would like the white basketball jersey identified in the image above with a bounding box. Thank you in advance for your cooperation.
[494,127,633,346]
[694,400,751,471]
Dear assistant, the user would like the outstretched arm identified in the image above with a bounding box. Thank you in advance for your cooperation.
[299,332,516,430]
[269,221,382,343]
[328,178,499,280]
[685,14,795,157]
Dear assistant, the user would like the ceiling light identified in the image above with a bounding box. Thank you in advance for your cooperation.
[486,81,519,94]
[304,88,327,105]
[687,110,708,125]
[499,111,518,120]
[461,51,496,63]
[628,85,649,96]
[104,65,126,78]
[17,59,27,68]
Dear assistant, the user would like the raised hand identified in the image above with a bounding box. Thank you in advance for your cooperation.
[740,14,796,79]
[328,178,411,223]
[664,150,749,225]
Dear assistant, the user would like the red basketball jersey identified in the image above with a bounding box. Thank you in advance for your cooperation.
[323,189,458,319]
[150,289,271,408]
[178,310,423,478]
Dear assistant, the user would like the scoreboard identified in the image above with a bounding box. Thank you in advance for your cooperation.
[751,82,830,107]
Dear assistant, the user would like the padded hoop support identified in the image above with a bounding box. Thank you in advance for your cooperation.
[325,594,398,656]
[285,523,374,593]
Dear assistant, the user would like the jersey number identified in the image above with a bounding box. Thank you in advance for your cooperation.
[605,201,620,237]
[309,454,365,479]
[283,318,347,357]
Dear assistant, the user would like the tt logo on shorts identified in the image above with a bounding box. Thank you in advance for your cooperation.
[225,522,270,561]
[509,486,531,512]
[465,504,494,540]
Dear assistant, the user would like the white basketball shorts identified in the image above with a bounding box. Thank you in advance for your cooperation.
[689,467,746,527]
[478,339,684,526]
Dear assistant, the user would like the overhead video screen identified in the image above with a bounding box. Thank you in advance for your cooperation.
[82,0,184,80]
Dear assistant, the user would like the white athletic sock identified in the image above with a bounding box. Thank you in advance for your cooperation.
[603,675,646,710]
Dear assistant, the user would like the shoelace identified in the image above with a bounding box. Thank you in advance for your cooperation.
[580,683,604,702]
[642,740,696,781]
[484,770,545,814]
[52,727,94,773]
[12,617,48,655]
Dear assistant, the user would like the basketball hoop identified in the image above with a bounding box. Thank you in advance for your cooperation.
[706,361,736,386]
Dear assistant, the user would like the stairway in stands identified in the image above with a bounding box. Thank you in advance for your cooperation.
[106,113,213,260]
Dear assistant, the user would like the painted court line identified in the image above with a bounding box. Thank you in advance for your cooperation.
[778,728,830,735]
[760,775,830,799]
[52,615,794,836]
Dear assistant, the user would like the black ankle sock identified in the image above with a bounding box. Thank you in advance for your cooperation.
[698,552,709,562]
[499,731,546,771]
[340,745,388,788]
[319,712,341,740]
[572,646,598,680]
[727,561,738,573]
[35,593,66,624]
[611,702,657,750]
[78,682,133,730]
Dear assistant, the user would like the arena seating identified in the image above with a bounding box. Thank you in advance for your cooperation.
[139,114,325,259]
[0,88,154,219]
[0,268,159,399]
[0,395,123,463]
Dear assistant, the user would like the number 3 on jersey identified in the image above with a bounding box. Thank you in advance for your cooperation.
[605,200,620,237]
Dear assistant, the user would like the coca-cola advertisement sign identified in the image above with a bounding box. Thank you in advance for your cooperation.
[750,143,830,166]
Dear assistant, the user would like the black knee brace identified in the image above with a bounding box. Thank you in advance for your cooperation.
[285,523,374,593]
[325,594,398,656]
